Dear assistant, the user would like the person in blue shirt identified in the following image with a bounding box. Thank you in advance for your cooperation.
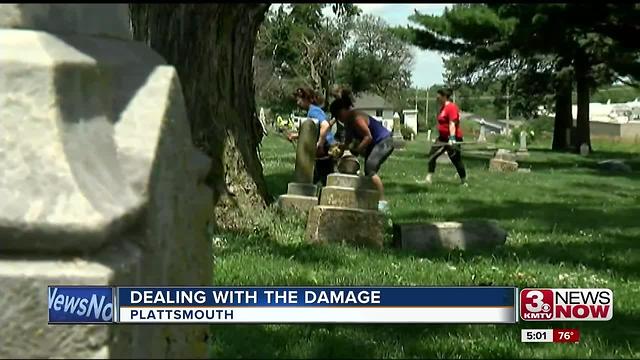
[290,87,336,186]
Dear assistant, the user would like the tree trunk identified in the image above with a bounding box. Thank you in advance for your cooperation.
[552,73,573,151]
[574,51,592,152]
[129,4,271,230]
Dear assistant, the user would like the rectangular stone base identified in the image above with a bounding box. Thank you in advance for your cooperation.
[489,158,519,172]
[287,182,318,197]
[305,206,384,248]
[278,194,318,213]
[319,186,379,210]
[393,221,507,252]
[326,173,375,190]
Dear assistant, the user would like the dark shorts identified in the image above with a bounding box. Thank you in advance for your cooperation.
[364,136,394,176]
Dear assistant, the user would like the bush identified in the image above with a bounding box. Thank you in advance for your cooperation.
[511,116,554,144]
[400,124,416,140]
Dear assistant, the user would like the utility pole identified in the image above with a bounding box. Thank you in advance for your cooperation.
[415,88,418,111]
[425,87,429,129]
[505,86,510,134]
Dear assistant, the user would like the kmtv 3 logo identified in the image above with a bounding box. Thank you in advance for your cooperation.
[520,288,613,321]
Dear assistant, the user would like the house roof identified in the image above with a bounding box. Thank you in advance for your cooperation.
[353,93,394,110]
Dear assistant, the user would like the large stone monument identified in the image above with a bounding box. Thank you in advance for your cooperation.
[306,174,384,248]
[0,4,212,358]
[391,112,406,150]
[277,119,320,213]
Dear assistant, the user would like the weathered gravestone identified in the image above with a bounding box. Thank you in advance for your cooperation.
[489,149,519,172]
[477,120,487,143]
[580,143,590,156]
[0,4,212,358]
[598,159,632,173]
[306,174,383,248]
[516,130,529,158]
[393,221,507,252]
[392,112,406,150]
[278,119,320,213]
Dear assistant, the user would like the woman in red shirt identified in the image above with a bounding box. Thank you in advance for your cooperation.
[425,88,467,186]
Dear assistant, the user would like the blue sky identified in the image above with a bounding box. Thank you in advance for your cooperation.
[353,3,452,88]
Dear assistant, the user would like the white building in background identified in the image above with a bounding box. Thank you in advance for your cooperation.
[568,98,640,124]
[403,109,419,136]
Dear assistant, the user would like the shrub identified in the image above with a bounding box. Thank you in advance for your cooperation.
[400,124,416,140]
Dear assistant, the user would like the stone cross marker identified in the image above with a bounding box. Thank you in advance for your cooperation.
[0,4,212,358]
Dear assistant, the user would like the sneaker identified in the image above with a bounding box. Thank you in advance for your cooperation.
[378,200,390,214]
[460,180,469,187]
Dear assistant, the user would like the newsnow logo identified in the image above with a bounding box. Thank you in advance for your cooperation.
[48,286,114,323]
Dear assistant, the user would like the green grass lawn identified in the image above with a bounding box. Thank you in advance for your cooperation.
[210,133,640,359]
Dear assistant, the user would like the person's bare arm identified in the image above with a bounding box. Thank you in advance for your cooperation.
[449,121,456,141]
[354,115,373,155]
[287,132,299,141]
[317,120,331,148]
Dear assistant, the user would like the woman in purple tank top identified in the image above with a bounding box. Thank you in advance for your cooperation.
[330,92,394,212]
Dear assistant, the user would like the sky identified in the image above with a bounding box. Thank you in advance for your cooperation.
[349,3,452,88]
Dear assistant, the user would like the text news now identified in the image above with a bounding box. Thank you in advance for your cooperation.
[48,286,518,324]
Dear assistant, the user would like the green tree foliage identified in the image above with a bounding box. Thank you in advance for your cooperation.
[335,14,414,99]
[397,3,640,152]
[254,4,360,114]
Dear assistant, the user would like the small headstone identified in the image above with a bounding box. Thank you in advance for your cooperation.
[580,143,590,156]
[490,158,519,172]
[494,149,517,162]
[598,159,632,173]
[393,221,507,252]
[477,122,487,143]
[517,131,529,158]
[519,131,528,151]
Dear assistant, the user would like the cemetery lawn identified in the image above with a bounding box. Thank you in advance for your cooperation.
[210,134,640,359]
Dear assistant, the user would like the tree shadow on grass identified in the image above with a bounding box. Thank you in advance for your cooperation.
[210,311,640,358]
[265,171,294,199]
[394,199,639,281]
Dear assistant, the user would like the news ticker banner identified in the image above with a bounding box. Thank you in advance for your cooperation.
[48,286,613,324]
[49,286,517,324]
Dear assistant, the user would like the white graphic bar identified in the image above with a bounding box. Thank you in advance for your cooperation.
[118,306,515,324]
[521,329,553,343]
